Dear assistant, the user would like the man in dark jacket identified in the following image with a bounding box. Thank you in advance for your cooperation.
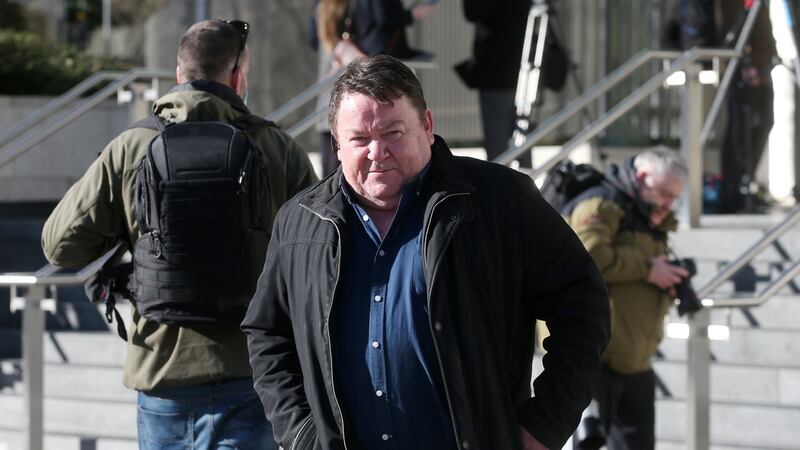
[42,20,318,450]
[242,55,609,450]
[564,149,690,450]
[456,0,531,165]
[716,0,777,213]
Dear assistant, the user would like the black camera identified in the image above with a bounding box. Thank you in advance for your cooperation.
[669,258,702,316]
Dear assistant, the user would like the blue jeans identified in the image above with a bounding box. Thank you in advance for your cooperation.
[137,378,277,450]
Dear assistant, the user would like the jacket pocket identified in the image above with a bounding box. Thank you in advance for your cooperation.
[290,416,317,450]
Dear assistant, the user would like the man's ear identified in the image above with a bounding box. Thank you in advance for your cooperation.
[424,109,434,145]
[229,69,241,94]
[634,169,648,185]
[175,65,184,84]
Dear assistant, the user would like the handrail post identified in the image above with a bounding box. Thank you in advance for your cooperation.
[680,62,703,228]
[18,285,46,450]
[687,307,712,450]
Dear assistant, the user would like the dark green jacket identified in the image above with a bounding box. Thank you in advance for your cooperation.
[566,161,676,374]
[42,81,318,391]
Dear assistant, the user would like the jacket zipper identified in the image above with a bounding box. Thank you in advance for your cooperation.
[290,415,314,450]
[421,192,471,446]
[299,204,349,450]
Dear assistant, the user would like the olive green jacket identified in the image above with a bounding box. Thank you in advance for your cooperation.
[42,81,318,391]
[566,167,677,374]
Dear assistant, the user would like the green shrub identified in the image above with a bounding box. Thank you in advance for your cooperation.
[0,30,131,96]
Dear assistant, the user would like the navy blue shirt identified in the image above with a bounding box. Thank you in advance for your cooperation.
[331,170,456,450]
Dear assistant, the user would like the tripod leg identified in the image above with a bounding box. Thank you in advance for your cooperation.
[512,1,550,168]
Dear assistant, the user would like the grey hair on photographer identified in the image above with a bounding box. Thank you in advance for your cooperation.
[633,147,688,180]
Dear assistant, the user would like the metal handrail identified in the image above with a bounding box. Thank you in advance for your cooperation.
[287,106,328,138]
[0,67,175,170]
[696,205,800,302]
[0,244,123,450]
[708,259,800,308]
[0,71,122,148]
[0,244,121,287]
[493,48,681,165]
[494,47,739,176]
[266,70,341,124]
[0,59,436,171]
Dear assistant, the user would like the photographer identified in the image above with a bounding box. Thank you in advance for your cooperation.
[563,148,689,450]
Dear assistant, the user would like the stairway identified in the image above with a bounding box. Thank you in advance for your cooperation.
[652,215,800,450]
[2,208,800,449]
[0,203,135,450]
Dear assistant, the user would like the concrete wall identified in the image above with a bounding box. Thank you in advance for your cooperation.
[0,96,131,202]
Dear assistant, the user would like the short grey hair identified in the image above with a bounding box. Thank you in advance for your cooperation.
[633,147,688,180]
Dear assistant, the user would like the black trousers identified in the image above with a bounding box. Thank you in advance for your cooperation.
[591,365,656,450]
[719,79,774,213]
[478,89,532,167]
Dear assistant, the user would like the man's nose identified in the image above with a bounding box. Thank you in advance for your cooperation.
[367,139,388,161]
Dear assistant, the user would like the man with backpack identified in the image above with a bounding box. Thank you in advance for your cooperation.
[42,19,317,450]
[559,148,690,450]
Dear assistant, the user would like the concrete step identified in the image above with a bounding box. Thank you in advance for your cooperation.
[653,360,800,407]
[658,326,800,368]
[0,395,136,440]
[702,294,800,330]
[2,363,133,402]
[658,293,800,339]
[0,430,136,450]
[655,398,800,450]
[44,330,127,367]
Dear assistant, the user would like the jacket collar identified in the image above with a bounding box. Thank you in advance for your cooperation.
[167,80,250,114]
[299,135,475,220]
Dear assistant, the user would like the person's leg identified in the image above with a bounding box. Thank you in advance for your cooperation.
[613,369,656,450]
[478,89,523,164]
[211,378,278,450]
[137,390,197,450]
[743,83,775,183]
[589,364,624,450]
[719,81,748,213]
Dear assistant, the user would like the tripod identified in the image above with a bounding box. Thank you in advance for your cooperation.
[512,0,601,169]
[513,0,553,151]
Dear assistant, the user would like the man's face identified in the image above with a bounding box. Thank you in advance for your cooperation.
[334,92,434,211]
[637,169,685,225]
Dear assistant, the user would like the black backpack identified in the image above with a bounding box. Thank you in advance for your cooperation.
[539,160,607,213]
[131,114,272,326]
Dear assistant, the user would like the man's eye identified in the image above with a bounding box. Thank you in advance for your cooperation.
[350,137,369,145]
[385,130,403,139]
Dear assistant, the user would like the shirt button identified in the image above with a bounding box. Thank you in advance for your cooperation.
[462,440,470,449]
[362,214,370,222]
[434,321,442,331]
[378,250,386,256]
[374,295,382,302]
[372,341,380,348]
[376,389,383,397]
[382,434,390,441]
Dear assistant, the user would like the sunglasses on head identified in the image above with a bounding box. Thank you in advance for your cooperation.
[223,19,250,73]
